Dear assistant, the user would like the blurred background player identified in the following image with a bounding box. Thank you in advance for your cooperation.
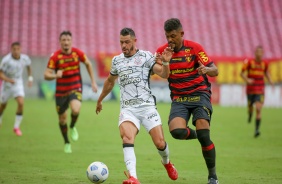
[240,46,273,137]
[96,28,178,184]
[156,18,219,184]
[0,42,33,136]
[44,31,98,153]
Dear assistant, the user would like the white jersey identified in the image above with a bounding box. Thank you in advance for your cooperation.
[0,53,31,102]
[0,53,31,82]
[110,50,156,109]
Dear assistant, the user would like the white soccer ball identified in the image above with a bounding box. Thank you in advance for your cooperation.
[86,161,109,183]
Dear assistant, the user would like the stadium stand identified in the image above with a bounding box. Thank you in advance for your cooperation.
[0,0,281,58]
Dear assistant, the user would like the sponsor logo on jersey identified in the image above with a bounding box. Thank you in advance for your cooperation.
[198,51,209,62]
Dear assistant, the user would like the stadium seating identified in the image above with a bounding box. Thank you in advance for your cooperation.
[0,0,281,58]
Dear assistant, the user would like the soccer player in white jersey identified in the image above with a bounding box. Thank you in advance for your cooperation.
[96,28,178,184]
[0,42,33,136]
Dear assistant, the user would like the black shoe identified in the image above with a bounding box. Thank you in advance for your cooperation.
[254,131,260,138]
[208,178,219,184]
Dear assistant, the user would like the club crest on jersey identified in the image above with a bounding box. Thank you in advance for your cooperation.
[134,57,142,65]
[185,48,191,53]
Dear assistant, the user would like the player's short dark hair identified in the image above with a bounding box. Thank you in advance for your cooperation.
[164,18,183,32]
[11,42,20,47]
[256,45,263,50]
[120,28,136,38]
[59,30,72,39]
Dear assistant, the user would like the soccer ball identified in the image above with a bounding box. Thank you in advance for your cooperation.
[86,161,109,183]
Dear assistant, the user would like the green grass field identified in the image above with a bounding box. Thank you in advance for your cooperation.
[0,99,281,184]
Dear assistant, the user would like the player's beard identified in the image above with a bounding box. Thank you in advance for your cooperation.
[123,45,135,57]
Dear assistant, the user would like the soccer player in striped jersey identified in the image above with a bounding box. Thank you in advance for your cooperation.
[241,46,273,137]
[44,31,98,153]
[0,42,33,136]
[156,18,219,184]
[96,28,178,184]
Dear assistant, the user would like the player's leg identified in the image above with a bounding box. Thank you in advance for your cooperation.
[169,101,197,140]
[119,121,140,184]
[193,106,218,183]
[0,85,11,126]
[247,94,254,123]
[69,92,82,141]
[13,96,24,136]
[254,95,264,137]
[149,124,178,180]
[119,109,140,184]
[56,96,71,153]
[0,103,7,126]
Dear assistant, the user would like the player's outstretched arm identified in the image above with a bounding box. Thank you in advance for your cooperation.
[84,56,98,93]
[0,70,15,84]
[197,61,219,77]
[96,74,118,114]
[152,47,173,79]
[26,65,33,87]
[44,68,62,80]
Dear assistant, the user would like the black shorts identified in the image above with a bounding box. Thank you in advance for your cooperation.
[247,94,264,106]
[169,94,213,126]
[55,91,82,114]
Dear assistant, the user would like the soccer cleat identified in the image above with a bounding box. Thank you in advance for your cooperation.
[208,178,219,184]
[13,128,22,136]
[64,143,72,153]
[254,131,260,138]
[70,127,79,141]
[162,161,178,180]
[123,171,140,184]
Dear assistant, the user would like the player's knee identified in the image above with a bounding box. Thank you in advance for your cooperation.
[196,129,212,146]
[121,134,134,144]
[170,128,187,140]
[154,139,166,150]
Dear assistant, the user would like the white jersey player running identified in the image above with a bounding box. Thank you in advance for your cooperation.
[96,28,178,184]
[0,42,33,136]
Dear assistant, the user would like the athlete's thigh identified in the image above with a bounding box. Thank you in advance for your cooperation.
[69,92,82,113]
[55,96,69,115]
[12,83,24,98]
[119,121,139,144]
[0,84,12,103]
[149,124,165,146]
[192,95,213,126]
[140,107,162,132]
[119,108,141,131]
[169,101,191,130]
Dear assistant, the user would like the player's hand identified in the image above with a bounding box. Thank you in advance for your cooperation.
[154,52,162,65]
[247,78,254,84]
[56,70,63,78]
[197,60,208,75]
[92,82,98,93]
[162,47,173,63]
[96,101,103,114]
[8,79,15,84]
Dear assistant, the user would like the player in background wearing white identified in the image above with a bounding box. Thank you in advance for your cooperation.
[0,42,33,136]
[96,28,178,184]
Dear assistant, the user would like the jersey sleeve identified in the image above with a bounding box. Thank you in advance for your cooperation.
[195,44,213,66]
[0,57,7,71]
[110,56,118,76]
[145,51,156,69]
[24,55,32,66]
[47,53,57,70]
[76,49,87,63]
[241,59,249,72]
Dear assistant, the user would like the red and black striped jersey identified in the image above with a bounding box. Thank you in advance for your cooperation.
[47,47,86,96]
[242,59,268,94]
[156,40,213,100]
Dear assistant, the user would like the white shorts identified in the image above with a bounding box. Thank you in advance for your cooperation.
[0,81,24,103]
[118,106,162,132]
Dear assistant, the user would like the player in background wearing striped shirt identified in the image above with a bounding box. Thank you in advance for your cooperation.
[44,31,98,153]
[241,46,273,137]
[156,18,219,184]
[0,42,33,136]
